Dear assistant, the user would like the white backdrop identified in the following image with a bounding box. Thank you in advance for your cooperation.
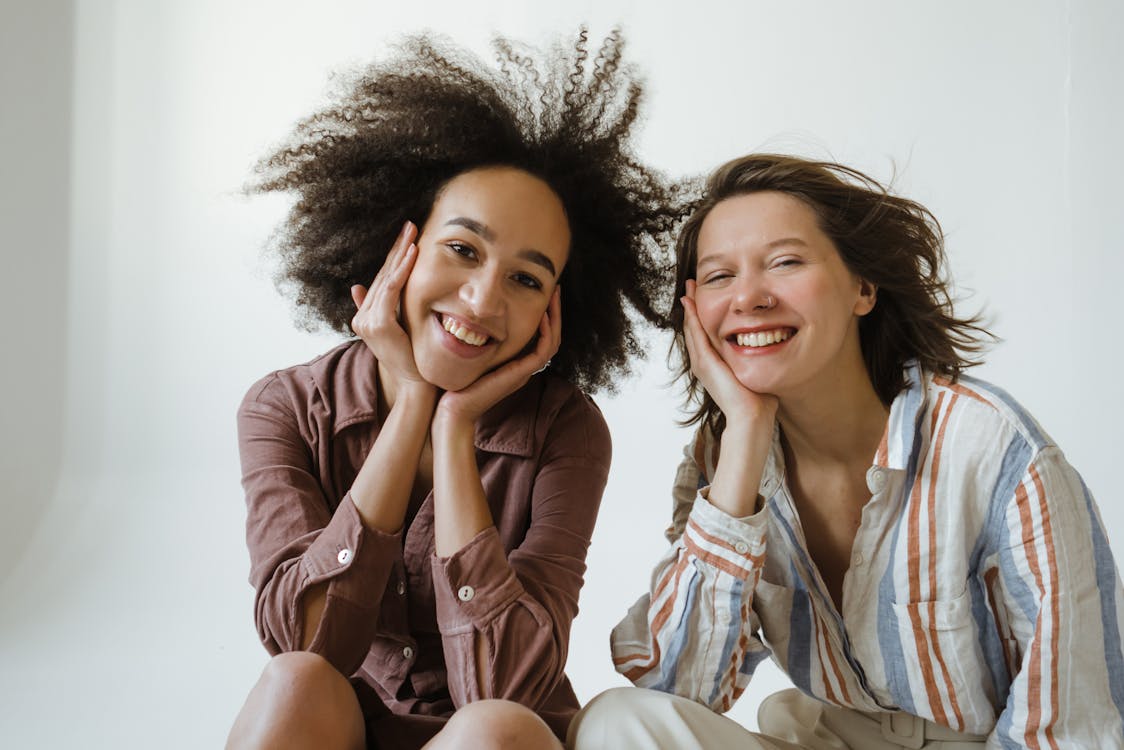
[2,1,1122,747]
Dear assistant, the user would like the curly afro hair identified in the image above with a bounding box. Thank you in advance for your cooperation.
[249,29,689,393]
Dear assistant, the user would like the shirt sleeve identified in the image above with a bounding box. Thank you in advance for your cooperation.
[430,389,611,709]
[611,433,772,713]
[238,375,399,677]
[987,446,1124,749]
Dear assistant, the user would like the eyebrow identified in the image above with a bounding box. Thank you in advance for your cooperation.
[444,217,558,277]
[446,217,495,242]
[765,237,809,250]
[696,236,809,269]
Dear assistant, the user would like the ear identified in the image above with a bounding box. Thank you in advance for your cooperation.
[853,277,877,317]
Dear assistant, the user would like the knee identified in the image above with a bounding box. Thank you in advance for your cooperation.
[572,686,653,727]
[226,652,364,750]
[258,651,351,704]
[567,687,674,747]
[433,700,558,750]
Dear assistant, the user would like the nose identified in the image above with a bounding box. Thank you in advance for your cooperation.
[731,274,775,313]
[460,269,505,319]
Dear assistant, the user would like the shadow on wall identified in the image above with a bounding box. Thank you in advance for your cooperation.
[0,0,74,583]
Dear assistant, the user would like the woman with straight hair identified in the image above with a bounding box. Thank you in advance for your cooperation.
[570,153,1124,749]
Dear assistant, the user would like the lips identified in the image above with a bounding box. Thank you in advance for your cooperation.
[725,326,796,349]
[435,313,499,352]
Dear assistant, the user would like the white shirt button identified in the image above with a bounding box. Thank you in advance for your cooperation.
[396,580,406,596]
[853,552,865,567]
[337,548,352,565]
[458,585,475,602]
[867,468,887,492]
[734,541,750,555]
[402,646,413,659]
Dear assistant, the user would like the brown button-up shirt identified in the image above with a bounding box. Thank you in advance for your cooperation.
[237,341,610,742]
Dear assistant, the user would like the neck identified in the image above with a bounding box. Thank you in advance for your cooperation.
[776,356,889,470]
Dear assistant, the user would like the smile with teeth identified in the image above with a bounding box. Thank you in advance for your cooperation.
[733,328,793,348]
[441,315,490,347]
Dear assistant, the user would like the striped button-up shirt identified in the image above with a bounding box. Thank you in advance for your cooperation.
[612,366,1124,748]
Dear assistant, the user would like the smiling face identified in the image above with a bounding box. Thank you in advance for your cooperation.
[400,166,571,392]
[692,190,876,400]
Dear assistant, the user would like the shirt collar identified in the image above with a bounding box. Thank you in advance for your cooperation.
[875,360,929,471]
[328,341,536,457]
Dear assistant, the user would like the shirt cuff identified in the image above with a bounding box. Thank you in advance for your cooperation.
[299,492,401,606]
[684,492,768,580]
[432,526,525,634]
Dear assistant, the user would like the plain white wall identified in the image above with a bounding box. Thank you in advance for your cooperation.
[2,0,1122,747]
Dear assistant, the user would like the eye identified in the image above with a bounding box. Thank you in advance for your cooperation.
[446,242,477,260]
[511,271,543,290]
[771,256,802,269]
[700,272,732,285]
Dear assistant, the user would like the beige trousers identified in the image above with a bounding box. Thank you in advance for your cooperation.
[566,688,987,750]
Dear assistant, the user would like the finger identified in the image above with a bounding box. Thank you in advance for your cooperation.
[390,222,418,274]
[548,286,562,350]
[534,313,558,363]
[685,278,697,299]
[681,295,714,377]
[541,287,562,357]
[361,223,416,316]
[370,242,417,326]
[388,243,418,289]
[351,284,368,310]
[370,221,416,289]
[681,308,702,373]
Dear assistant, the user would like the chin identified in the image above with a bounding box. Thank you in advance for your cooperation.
[416,360,480,393]
[731,369,783,397]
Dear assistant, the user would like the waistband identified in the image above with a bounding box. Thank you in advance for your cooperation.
[853,708,987,749]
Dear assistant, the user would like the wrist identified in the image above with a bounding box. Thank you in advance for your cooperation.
[431,405,475,443]
[720,413,775,447]
[723,394,778,425]
[393,381,439,419]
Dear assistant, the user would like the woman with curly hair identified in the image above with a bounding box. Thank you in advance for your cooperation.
[570,154,1124,748]
[225,31,683,750]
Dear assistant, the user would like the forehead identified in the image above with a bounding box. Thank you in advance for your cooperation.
[697,191,825,256]
[429,167,571,263]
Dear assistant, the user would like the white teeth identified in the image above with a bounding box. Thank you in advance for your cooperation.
[442,315,488,346]
[735,329,792,348]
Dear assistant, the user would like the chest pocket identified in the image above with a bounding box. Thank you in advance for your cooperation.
[890,588,993,731]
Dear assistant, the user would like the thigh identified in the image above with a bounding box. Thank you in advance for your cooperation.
[569,687,805,750]
[759,690,987,750]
